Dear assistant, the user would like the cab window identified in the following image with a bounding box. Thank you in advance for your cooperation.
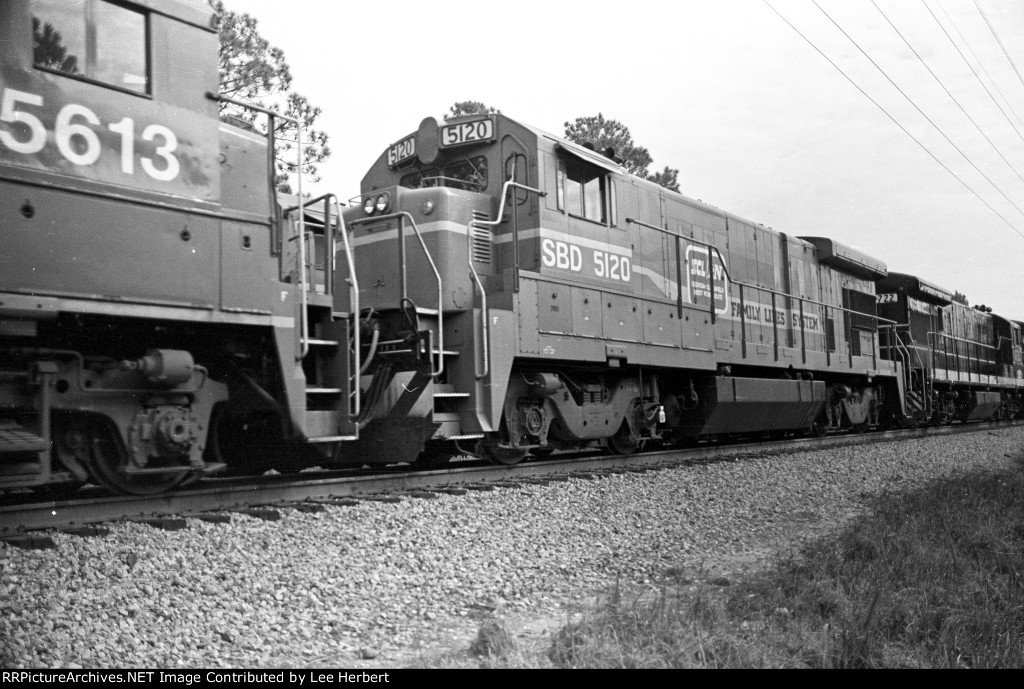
[560,157,606,223]
[32,0,149,95]
[400,155,488,191]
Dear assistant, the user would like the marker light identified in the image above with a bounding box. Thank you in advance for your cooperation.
[375,193,390,214]
[421,200,435,215]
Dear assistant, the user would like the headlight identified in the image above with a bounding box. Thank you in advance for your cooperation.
[375,193,390,214]
[363,196,376,215]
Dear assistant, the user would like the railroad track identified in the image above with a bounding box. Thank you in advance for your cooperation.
[1,421,1018,539]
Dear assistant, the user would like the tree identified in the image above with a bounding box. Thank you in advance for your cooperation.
[647,166,680,193]
[444,101,500,120]
[209,1,329,193]
[564,113,680,192]
[33,18,78,73]
[953,291,969,305]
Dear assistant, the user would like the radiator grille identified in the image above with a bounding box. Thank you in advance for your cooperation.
[471,210,492,264]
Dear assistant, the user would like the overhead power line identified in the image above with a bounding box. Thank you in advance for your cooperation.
[812,0,1024,221]
[930,0,1024,143]
[872,0,1024,189]
[973,0,1024,96]
[762,0,1024,241]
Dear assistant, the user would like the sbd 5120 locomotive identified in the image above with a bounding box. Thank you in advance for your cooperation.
[2,0,1021,497]
[342,113,1022,465]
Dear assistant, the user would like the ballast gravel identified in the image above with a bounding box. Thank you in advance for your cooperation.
[2,427,1022,668]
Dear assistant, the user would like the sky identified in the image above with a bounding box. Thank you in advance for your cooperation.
[224,0,1024,318]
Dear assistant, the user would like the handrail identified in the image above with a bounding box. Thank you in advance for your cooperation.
[468,179,546,376]
[284,191,341,297]
[477,179,547,291]
[926,330,999,352]
[282,193,361,422]
[348,211,445,378]
[626,216,897,367]
[332,195,360,420]
[892,325,933,416]
[210,92,307,362]
[890,327,917,416]
[467,215,489,379]
[927,329,998,383]
[625,216,896,327]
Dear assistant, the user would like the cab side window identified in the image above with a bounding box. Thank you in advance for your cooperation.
[32,0,149,95]
[559,157,606,224]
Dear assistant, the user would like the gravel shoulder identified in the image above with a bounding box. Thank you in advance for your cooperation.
[2,426,1022,668]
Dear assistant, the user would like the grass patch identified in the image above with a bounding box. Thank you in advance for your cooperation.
[549,458,1024,668]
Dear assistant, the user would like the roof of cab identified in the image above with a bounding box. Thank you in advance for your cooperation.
[127,0,216,32]
[877,272,954,305]
[800,236,888,279]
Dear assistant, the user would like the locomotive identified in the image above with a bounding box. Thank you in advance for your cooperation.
[337,114,1023,464]
[1,0,363,495]
[2,0,1022,497]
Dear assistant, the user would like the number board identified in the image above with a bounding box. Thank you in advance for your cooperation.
[440,118,493,148]
[387,136,416,167]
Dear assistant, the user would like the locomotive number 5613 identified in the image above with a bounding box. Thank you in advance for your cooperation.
[0,87,180,181]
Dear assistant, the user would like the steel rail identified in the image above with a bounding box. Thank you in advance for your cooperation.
[2,421,1018,534]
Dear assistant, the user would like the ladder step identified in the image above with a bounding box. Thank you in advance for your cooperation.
[305,338,339,346]
[447,434,484,440]
[307,387,343,394]
[434,392,470,399]
[305,293,333,308]
[0,423,50,453]
[306,435,358,443]
[433,349,459,356]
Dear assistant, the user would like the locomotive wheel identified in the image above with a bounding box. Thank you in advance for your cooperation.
[482,445,528,466]
[608,432,640,455]
[84,423,189,496]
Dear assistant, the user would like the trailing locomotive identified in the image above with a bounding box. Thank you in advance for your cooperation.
[2,1,1022,498]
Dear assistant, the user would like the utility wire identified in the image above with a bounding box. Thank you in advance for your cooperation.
[812,0,1024,222]
[873,0,1024,188]
[931,0,1024,143]
[973,0,1024,96]
[762,0,1024,240]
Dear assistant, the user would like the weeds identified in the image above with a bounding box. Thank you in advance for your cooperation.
[547,459,1024,668]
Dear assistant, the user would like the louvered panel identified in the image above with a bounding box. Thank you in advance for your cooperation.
[471,210,492,264]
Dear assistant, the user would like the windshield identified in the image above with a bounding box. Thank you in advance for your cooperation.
[400,155,488,192]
